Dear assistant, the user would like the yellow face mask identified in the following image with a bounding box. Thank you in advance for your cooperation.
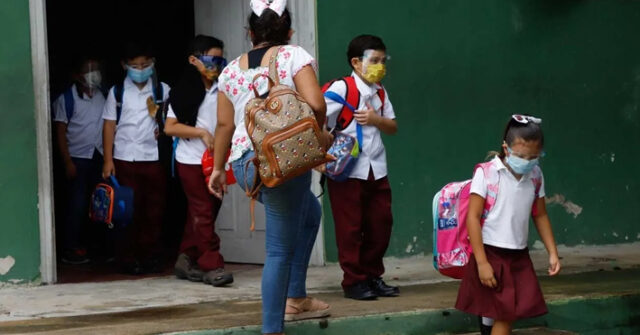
[363,63,386,83]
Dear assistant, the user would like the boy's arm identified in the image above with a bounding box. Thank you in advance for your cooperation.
[533,198,561,275]
[102,120,116,178]
[55,122,75,179]
[101,88,117,178]
[164,117,214,151]
[354,89,398,135]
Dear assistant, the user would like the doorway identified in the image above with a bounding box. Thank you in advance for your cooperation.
[36,0,323,284]
[46,0,195,283]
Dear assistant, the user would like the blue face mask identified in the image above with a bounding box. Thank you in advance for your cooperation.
[127,65,154,83]
[506,147,539,175]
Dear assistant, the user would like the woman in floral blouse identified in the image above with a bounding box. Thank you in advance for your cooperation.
[207,1,333,334]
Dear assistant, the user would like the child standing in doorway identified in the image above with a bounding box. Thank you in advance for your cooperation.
[53,56,105,265]
[323,35,399,301]
[455,115,561,335]
[101,42,170,275]
[164,35,233,287]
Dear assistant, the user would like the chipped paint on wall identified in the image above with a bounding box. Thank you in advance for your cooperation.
[546,194,583,218]
[0,256,16,275]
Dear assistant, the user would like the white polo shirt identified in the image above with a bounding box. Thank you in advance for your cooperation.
[102,77,170,162]
[166,83,218,165]
[53,84,105,159]
[324,72,396,180]
[470,156,546,250]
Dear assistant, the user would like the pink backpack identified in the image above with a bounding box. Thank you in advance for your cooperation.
[432,159,542,279]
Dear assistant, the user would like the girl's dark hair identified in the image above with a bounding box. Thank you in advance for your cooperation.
[347,35,386,69]
[497,116,545,159]
[248,8,292,47]
[189,35,224,56]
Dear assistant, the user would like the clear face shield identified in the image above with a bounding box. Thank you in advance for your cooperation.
[198,55,228,81]
[360,49,390,83]
[81,61,102,90]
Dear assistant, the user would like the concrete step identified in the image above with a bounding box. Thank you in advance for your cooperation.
[460,327,577,335]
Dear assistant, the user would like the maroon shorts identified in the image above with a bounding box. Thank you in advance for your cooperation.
[455,245,547,321]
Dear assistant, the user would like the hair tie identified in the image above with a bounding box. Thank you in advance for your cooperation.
[250,0,287,17]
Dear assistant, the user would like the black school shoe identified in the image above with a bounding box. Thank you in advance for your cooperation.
[203,268,234,287]
[120,260,145,276]
[369,277,400,297]
[174,253,204,282]
[479,316,493,335]
[344,281,378,300]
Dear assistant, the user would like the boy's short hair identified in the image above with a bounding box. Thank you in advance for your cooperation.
[347,35,386,69]
[123,40,154,61]
[188,35,224,56]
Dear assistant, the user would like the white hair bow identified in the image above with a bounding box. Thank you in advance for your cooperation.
[250,0,287,17]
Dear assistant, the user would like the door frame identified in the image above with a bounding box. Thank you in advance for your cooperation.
[29,0,57,284]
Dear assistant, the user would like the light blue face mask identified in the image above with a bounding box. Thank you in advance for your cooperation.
[127,65,154,83]
[506,147,539,175]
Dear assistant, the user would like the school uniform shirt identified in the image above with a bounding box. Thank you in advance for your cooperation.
[324,72,396,181]
[102,77,170,162]
[470,156,546,250]
[166,82,218,165]
[217,45,317,163]
[52,84,106,159]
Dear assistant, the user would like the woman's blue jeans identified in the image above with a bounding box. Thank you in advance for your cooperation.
[232,150,322,334]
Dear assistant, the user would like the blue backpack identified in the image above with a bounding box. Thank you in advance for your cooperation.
[90,176,134,229]
[322,91,361,181]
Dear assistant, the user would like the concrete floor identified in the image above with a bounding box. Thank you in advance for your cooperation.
[0,243,638,334]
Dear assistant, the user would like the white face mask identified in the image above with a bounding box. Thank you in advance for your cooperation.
[83,70,102,89]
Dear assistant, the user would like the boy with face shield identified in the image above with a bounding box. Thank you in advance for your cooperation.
[53,56,106,265]
[102,42,170,275]
[164,35,233,287]
[323,35,399,301]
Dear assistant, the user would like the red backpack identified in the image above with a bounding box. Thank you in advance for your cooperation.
[321,76,386,130]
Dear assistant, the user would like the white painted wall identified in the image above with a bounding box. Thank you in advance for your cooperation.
[194,0,325,266]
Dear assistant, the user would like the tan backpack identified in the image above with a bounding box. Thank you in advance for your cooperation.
[244,47,332,193]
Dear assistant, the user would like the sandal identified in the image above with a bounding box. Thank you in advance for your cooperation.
[284,296,331,321]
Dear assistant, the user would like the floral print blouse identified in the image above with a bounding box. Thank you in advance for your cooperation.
[218,45,317,163]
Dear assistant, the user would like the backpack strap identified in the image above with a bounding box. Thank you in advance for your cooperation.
[530,166,543,217]
[377,85,386,116]
[114,83,124,124]
[474,160,501,220]
[323,91,363,153]
[63,87,75,121]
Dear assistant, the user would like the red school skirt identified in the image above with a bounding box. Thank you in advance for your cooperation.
[455,245,548,321]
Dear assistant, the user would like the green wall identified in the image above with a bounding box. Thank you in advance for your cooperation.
[0,0,42,282]
[318,0,640,261]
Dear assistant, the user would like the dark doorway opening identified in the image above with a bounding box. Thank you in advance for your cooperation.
[47,0,194,283]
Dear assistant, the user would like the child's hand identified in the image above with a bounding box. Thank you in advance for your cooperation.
[102,160,115,179]
[548,253,561,276]
[65,160,77,180]
[354,103,380,126]
[478,262,498,288]
[200,129,215,151]
[207,168,227,199]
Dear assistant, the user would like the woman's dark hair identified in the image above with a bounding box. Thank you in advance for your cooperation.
[248,8,292,46]
[168,35,225,127]
[189,35,224,56]
[347,35,386,69]
[497,116,545,159]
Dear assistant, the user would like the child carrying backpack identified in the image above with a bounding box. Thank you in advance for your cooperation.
[101,41,170,275]
[322,35,399,301]
[435,115,561,335]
